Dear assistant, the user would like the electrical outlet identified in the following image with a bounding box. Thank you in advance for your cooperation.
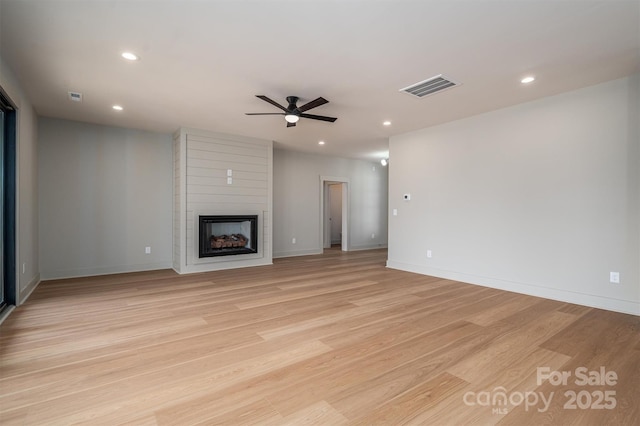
[145,246,151,254]
[292,237,296,244]
[393,209,398,216]
[427,250,432,259]
[371,233,375,239]
[610,272,620,284]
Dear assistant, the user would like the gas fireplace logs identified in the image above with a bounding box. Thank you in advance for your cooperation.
[210,234,248,249]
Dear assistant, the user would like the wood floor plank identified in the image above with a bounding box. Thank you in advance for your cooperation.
[266,321,484,417]
[1,248,638,425]
[416,347,571,425]
[279,400,349,425]
[446,310,577,384]
[16,340,332,425]
[351,372,469,425]
[326,321,483,420]
[189,398,283,426]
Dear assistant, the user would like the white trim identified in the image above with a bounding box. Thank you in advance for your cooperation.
[41,262,173,281]
[386,260,640,316]
[19,273,40,304]
[273,249,323,258]
[176,259,272,274]
[0,305,15,325]
[350,244,388,252]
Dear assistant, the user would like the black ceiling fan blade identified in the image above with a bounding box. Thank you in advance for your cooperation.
[256,95,288,112]
[300,113,337,122]
[286,121,296,128]
[297,97,328,113]
[245,113,285,116]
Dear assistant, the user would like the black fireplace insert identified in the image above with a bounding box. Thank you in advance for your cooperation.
[199,215,258,257]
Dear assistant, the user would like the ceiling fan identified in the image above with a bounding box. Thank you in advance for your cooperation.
[245,95,337,127]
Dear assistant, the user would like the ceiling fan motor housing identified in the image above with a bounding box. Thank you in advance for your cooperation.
[286,96,301,120]
[286,96,300,112]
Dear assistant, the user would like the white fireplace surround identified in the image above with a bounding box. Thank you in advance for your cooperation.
[173,128,273,274]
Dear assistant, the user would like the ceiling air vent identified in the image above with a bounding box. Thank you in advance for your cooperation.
[68,91,82,102]
[399,74,460,98]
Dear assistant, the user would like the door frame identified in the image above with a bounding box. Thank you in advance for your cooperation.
[319,176,349,251]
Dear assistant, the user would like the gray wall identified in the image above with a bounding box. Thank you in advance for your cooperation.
[388,74,640,315]
[38,118,173,279]
[0,55,39,303]
[273,149,388,257]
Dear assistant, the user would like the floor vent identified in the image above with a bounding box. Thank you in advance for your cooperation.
[399,75,460,98]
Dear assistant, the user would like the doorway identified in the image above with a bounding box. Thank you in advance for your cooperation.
[328,184,342,246]
[320,176,348,251]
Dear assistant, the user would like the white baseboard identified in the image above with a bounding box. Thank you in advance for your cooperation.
[386,260,640,316]
[174,259,273,274]
[0,305,15,325]
[349,244,388,251]
[19,273,41,305]
[273,248,323,259]
[41,262,173,280]
[274,245,387,258]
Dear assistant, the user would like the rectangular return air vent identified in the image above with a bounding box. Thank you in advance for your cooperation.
[68,91,83,102]
[399,74,460,98]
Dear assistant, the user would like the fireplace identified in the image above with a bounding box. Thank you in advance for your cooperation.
[199,215,258,258]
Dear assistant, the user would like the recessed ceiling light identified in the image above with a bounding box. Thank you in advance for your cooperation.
[383,121,391,126]
[121,52,139,61]
[112,105,123,111]
[318,141,325,145]
[521,76,535,84]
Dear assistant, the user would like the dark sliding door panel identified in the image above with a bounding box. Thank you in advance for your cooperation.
[0,89,17,313]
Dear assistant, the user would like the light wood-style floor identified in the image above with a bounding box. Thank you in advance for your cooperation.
[1,249,639,425]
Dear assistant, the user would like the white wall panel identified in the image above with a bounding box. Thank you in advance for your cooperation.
[388,75,640,315]
[173,128,273,273]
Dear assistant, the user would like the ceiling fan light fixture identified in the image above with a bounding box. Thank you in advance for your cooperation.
[285,114,299,123]
[121,52,139,61]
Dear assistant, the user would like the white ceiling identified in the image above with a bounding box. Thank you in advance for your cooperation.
[1,0,638,160]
